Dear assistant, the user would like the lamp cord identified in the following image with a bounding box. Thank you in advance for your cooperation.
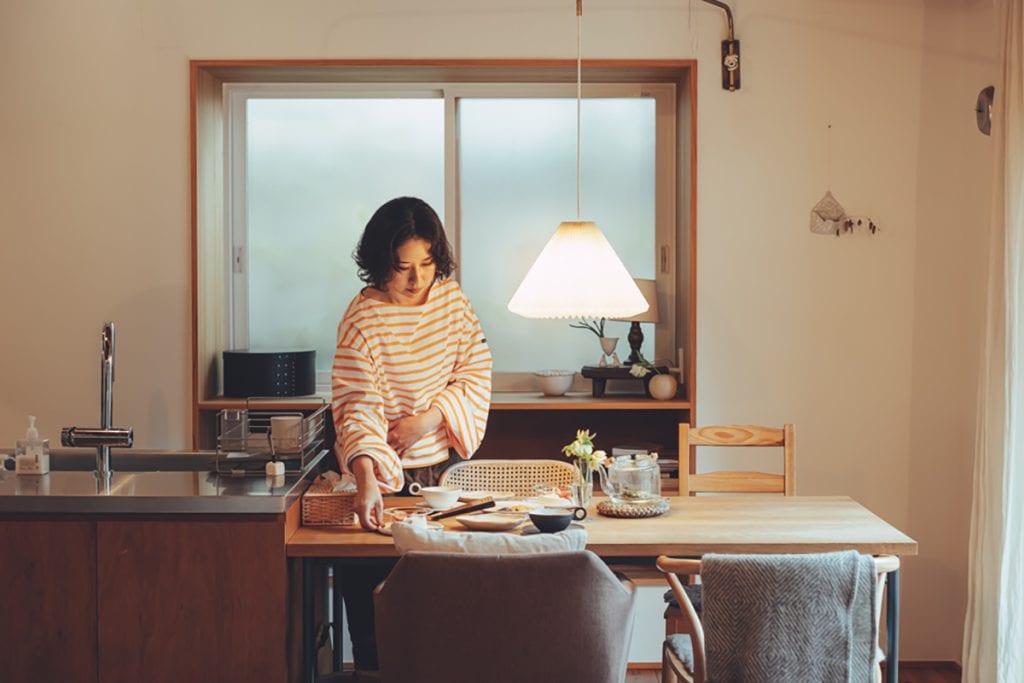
[576,0,583,219]
[827,122,832,188]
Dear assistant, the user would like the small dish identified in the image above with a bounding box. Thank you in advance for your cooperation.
[535,494,573,509]
[455,513,528,531]
[459,490,515,503]
[491,500,538,513]
[415,500,461,511]
[377,520,444,536]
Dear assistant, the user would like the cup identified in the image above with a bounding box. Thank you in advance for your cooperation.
[407,513,429,529]
[270,415,302,452]
[528,506,587,533]
[408,483,461,509]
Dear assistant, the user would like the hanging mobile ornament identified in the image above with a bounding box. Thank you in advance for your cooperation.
[810,123,848,236]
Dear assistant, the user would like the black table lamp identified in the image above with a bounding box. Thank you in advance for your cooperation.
[615,278,660,364]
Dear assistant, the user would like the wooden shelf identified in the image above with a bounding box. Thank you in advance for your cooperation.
[490,391,690,411]
[198,391,690,413]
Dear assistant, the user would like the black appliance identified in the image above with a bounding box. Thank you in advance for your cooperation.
[222,349,316,397]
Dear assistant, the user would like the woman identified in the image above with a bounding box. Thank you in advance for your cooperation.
[331,196,492,673]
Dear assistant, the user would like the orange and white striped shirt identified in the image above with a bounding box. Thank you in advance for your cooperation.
[331,278,492,492]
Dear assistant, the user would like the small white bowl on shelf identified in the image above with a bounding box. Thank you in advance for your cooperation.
[533,370,575,397]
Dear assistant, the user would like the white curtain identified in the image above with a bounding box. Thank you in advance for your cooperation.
[963,0,1024,680]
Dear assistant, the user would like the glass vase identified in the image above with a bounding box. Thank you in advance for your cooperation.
[572,462,594,508]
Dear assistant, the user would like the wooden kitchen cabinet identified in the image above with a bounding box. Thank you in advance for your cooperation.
[96,515,297,683]
[1,508,301,683]
[2,519,98,683]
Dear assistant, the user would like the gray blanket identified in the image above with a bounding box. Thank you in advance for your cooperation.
[702,550,877,683]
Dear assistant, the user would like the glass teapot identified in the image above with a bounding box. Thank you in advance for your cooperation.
[596,452,661,505]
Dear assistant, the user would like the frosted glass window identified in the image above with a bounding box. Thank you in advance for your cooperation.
[244,99,444,374]
[458,98,656,372]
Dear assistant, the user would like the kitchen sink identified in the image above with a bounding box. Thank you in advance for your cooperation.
[48,449,218,472]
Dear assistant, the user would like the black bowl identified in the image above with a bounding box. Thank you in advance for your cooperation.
[529,506,586,533]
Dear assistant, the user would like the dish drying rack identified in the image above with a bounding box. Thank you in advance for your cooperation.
[215,398,328,476]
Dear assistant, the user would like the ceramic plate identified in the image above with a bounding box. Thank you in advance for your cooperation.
[415,500,461,511]
[534,495,574,509]
[491,500,539,513]
[459,490,515,502]
[455,513,528,532]
[377,521,443,536]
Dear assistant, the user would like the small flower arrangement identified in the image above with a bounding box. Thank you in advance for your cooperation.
[561,429,607,471]
[628,351,662,378]
[568,318,607,338]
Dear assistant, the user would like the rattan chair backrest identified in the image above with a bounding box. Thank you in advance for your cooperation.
[438,459,579,496]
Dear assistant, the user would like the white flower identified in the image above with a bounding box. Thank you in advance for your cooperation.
[629,363,651,378]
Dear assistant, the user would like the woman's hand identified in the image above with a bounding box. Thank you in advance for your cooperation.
[388,406,443,455]
[350,456,384,530]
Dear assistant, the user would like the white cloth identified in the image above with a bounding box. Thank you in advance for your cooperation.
[391,521,587,555]
[963,1,1024,680]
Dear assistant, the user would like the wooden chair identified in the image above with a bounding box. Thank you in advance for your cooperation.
[656,554,900,683]
[374,550,636,683]
[665,424,796,637]
[681,424,795,496]
[438,458,578,497]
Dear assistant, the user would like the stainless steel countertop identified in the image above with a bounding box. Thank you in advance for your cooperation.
[0,450,327,515]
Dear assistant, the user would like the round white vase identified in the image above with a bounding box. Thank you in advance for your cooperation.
[648,374,678,400]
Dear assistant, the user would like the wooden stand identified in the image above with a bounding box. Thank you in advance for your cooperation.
[581,365,669,398]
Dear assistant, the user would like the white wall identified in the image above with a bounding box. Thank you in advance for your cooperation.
[908,0,995,661]
[0,0,995,662]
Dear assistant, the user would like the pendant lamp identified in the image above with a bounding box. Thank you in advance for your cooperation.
[507,0,648,320]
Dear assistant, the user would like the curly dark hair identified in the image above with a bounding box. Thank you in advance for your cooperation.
[353,197,456,290]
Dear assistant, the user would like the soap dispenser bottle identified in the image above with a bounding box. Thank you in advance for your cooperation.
[15,415,50,475]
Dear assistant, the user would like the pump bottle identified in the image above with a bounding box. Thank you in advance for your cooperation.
[15,415,50,475]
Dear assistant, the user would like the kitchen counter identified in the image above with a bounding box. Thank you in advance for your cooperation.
[0,448,327,514]
[3,450,320,681]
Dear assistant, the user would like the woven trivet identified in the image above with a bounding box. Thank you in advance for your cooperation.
[596,497,670,518]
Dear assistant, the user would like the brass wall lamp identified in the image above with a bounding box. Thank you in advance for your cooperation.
[701,0,740,91]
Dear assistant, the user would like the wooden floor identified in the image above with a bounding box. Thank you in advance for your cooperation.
[625,664,961,683]
[327,664,960,682]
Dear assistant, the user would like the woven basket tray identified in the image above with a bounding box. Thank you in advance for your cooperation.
[596,497,670,518]
[302,481,357,526]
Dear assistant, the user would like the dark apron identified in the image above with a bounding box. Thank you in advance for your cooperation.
[398,449,461,495]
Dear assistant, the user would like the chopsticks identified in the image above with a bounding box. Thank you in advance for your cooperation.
[427,497,495,521]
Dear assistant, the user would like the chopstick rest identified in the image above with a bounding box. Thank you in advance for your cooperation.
[427,497,495,521]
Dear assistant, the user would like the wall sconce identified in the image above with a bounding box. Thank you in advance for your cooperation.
[977,85,994,136]
[701,0,740,91]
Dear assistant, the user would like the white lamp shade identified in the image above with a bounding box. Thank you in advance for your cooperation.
[507,220,649,319]
[617,278,660,323]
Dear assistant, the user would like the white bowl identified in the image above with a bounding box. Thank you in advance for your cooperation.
[417,486,462,509]
[533,370,575,396]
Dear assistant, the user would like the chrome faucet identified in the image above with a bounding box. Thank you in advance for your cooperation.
[61,321,133,482]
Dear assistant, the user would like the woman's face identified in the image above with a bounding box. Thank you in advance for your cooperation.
[384,237,436,305]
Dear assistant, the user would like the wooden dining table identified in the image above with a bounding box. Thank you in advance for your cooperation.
[287,495,918,683]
